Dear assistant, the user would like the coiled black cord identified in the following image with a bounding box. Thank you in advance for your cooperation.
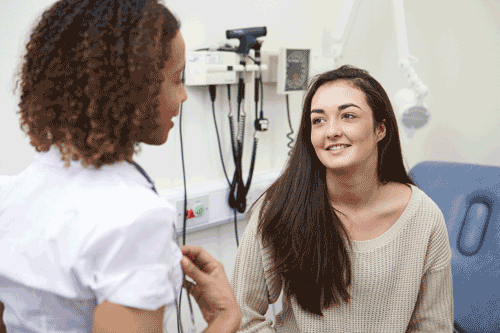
[228,77,259,216]
[228,78,246,213]
[260,74,264,117]
[210,86,231,186]
[255,75,260,120]
[285,94,294,155]
[210,85,240,247]
[228,85,237,160]
[245,138,258,194]
[227,85,239,247]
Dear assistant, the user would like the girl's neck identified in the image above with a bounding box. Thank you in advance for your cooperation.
[326,162,382,210]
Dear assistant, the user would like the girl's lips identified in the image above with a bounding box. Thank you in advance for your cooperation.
[325,144,351,150]
[325,146,351,154]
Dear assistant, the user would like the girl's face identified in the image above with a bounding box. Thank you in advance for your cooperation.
[143,31,187,145]
[310,80,386,174]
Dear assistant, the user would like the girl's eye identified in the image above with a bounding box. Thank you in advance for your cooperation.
[343,113,355,119]
[312,118,324,125]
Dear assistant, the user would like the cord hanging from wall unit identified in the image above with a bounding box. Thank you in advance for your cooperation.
[277,48,310,155]
[209,84,240,246]
[177,70,197,333]
[179,69,188,247]
[285,94,294,156]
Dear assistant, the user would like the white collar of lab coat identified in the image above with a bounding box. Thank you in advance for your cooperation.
[33,145,154,192]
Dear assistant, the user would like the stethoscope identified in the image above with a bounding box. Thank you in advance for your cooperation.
[127,160,196,333]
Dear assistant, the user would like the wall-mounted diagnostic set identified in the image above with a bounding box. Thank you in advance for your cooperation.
[177,27,312,331]
[181,27,311,248]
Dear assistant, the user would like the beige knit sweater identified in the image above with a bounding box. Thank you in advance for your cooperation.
[230,184,453,332]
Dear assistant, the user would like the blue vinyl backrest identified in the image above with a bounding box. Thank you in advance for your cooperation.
[409,161,500,333]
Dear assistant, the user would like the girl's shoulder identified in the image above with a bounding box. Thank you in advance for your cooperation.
[378,182,444,234]
[383,181,412,198]
[376,182,413,218]
[392,183,446,235]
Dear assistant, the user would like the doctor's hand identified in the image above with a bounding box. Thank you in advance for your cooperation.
[179,245,242,333]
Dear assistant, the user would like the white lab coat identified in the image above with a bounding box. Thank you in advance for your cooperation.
[0,146,183,332]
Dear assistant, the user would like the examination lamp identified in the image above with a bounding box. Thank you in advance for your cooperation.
[226,27,267,56]
[393,88,430,139]
[392,0,430,138]
[330,0,431,139]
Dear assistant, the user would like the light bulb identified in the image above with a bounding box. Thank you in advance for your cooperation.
[393,88,430,138]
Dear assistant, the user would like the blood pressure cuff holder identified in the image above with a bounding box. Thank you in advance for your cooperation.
[410,161,500,333]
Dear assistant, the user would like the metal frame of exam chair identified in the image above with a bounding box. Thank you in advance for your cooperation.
[409,161,500,333]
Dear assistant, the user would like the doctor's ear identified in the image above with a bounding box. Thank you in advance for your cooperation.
[376,120,386,142]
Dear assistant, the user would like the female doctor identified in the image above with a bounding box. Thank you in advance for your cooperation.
[0,0,241,332]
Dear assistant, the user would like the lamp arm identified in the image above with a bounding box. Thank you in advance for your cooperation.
[392,0,428,100]
[331,0,363,64]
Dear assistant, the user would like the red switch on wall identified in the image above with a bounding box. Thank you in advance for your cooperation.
[186,210,196,219]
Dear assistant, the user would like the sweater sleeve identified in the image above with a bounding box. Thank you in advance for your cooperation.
[407,206,454,332]
[230,199,281,333]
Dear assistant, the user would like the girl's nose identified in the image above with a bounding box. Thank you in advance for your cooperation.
[325,120,342,139]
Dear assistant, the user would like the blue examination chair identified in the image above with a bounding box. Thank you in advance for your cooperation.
[409,161,500,333]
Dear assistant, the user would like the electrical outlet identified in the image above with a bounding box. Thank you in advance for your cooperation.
[161,170,281,234]
[175,194,209,231]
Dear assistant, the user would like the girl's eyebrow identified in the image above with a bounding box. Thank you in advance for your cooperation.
[311,103,361,114]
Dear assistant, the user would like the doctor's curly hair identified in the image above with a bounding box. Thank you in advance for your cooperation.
[13,0,180,169]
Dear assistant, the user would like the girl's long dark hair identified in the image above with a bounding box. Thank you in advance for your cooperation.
[250,65,415,316]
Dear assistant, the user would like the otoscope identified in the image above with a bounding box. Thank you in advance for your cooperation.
[226,27,267,57]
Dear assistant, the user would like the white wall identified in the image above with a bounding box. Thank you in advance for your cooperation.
[1,0,500,332]
[338,0,500,169]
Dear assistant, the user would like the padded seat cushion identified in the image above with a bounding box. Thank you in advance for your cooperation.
[410,161,500,333]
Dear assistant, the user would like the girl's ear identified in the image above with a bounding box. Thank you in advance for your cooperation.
[376,120,387,142]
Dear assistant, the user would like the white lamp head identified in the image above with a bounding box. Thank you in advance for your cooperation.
[393,88,430,139]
